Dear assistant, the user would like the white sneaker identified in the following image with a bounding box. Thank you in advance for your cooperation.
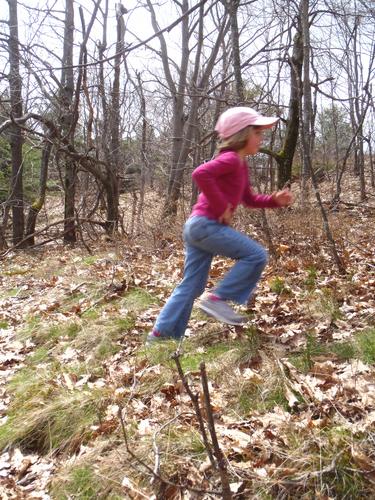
[198,297,246,325]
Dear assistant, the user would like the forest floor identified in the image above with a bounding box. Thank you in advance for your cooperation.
[1,176,375,499]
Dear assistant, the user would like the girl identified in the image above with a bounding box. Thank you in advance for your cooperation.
[147,107,293,343]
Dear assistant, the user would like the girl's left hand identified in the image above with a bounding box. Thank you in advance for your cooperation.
[272,189,294,207]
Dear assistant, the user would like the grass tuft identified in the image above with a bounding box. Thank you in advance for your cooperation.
[0,374,110,454]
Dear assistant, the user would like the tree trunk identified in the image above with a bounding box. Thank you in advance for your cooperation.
[299,0,345,273]
[227,0,245,103]
[61,0,76,243]
[162,0,190,217]
[104,3,126,234]
[25,137,53,245]
[7,0,25,246]
[275,30,303,188]
[136,71,147,232]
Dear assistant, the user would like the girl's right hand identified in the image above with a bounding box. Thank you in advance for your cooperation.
[219,204,233,225]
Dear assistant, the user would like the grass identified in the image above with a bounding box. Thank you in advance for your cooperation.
[307,287,343,322]
[268,276,288,295]
[20,320,82,348]
[304,265,318,288]
[0,297,142,455]
[50,464,124,499]
[83,256,99,266]
[0,369,110,454]
[290,328,375,372]
[2,235,374,498]
[122,288,157,310]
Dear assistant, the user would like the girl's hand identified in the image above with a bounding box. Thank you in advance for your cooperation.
[219,203,233,225]
[272,189,294,207]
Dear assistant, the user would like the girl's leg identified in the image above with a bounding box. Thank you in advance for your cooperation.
[186,217,267,304]
[154,243,212,339]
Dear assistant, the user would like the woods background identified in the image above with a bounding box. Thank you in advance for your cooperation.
[0,0,374,251]
[1,1,375,498]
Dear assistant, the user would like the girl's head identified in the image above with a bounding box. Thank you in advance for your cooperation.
[215,107,278,154]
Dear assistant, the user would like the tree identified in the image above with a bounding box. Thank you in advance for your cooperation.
[60,0,76,243]
[7,0,25,246]
[316,105,352,168]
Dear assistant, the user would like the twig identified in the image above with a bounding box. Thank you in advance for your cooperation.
[117,407,222,495]
[200,362,233,500]
[151,412,190,485]
[172,352,216,468]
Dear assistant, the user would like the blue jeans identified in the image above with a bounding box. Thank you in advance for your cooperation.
[154,216,268,339]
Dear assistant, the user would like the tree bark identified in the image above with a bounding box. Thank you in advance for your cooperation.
[299,0,345,273]
[227,0,244,104]
[61,0,76,243]
[7,0,25,246]
[275,30,303,189]
[25,136,53,245]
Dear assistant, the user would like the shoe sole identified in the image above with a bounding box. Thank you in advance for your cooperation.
[198,303,245,326]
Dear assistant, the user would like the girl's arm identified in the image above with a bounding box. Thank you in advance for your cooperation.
[242,186,279,208]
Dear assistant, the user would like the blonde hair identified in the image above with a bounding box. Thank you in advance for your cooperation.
[217,125,256,153]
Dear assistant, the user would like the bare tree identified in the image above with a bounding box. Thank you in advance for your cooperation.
[7,0,25,246]
[60,0,76,243]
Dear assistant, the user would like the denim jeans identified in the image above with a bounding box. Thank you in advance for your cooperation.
[154,216,268,339]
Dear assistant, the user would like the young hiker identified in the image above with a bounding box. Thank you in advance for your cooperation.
[147,107,293,343]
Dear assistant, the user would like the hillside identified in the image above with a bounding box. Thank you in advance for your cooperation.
[1,180,375,499]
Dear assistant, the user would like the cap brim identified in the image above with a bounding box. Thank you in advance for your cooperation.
[253,116,279,129]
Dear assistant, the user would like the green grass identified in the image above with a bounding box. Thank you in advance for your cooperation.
[304,265,318,288]
[290,333,326,372]
[3,288,22,297]
[269,276,287,294]
[356,328,375,364]
[81,309,100,320]
[0,320,9,329]
[3,267,30,276]
[83,256,99,266]
[51,464,125,499]
[55,466,99,499]
[233,377,290,416]
[0,373,110,454]
[20,321,82,347]
[290,329,375,372]
[161,426,206,460]
[122,288,158,310]
[27,347,50,365]
[94,336,121,361]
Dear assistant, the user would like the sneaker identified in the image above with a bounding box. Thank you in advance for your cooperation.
[145,330,163,345]
[145,329,174,346]
[198,297,246,325]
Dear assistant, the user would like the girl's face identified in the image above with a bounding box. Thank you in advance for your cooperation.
[243,127,264,155]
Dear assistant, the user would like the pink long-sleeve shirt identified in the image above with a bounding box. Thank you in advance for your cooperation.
[191,150,278,220]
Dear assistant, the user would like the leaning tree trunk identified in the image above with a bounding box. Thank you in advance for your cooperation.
[7,0,25,246]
